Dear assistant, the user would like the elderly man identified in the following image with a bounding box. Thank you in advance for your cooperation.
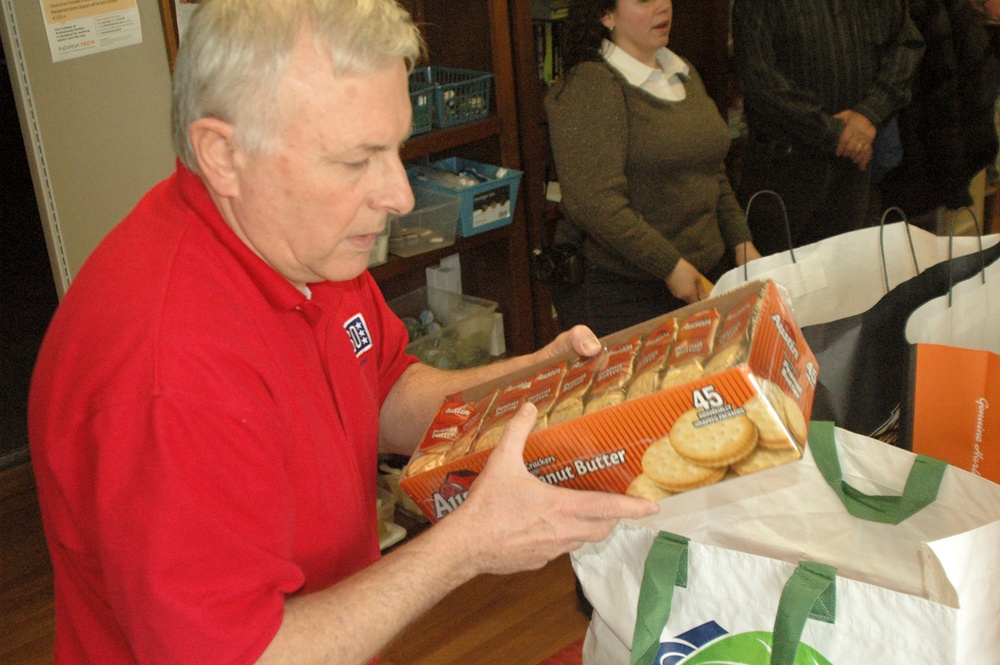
[28,1,657,663]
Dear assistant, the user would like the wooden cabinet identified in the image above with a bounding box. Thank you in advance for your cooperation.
[508,0,737,347]
[371,0,537,356]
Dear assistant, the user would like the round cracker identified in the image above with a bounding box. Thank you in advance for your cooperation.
[626,473,675,501]
[742,393,791,449]
[730,445,801,476]
[626,371,660,401]
[404,448,445,478]
[669,407,758,467]
[641,434,727,492]
[703,343,746,375]
[547,396,584,427]
[777,390,808,445]
[471,425,503,453]
[584,391,624,415]
[659,361,704,391]
[762,380,808,445]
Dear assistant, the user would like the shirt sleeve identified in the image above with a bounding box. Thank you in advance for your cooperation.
[715,165,755,250]
[359,271,420,404]
[731,0,845,152]
[852,10,925,127]
[545,62,684,279]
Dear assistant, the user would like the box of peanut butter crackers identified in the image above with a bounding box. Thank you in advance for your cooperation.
[400,279,819,522]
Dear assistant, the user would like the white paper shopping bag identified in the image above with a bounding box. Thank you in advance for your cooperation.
[714,221,1000,440]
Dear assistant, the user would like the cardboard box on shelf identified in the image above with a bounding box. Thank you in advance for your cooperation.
[399,280,819,523]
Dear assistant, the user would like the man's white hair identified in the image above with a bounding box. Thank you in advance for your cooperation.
[171,0,424,172]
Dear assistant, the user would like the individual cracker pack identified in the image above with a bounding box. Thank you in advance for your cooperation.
[469,378,533,454]
[659,308,720,390]
[625,319,677,401]
[400,280,819,522]
[583,336,642,415]
[402,391,497,479]
[545,350,606,427]
[524,361,568,432]
[703,291,763,375]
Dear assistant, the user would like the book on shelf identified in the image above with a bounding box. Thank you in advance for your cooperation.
[532,18,564,86]
[531,0,568,20]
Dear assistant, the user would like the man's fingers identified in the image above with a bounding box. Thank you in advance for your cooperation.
[578,489,660,521]
[491,402,538,464]
[566,326,602,357]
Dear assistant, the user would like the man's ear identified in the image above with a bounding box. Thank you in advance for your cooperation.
[189,118,240,198]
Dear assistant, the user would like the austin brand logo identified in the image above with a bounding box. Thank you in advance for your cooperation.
[431,470,478,520]
[534,366,564,382]
[443,404,473,419]
[770,313,800,361]
[344,314,373,358]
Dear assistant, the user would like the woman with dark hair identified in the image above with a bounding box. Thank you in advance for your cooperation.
[545,0,760,338]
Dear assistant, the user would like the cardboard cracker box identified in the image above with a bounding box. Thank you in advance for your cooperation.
[400,280,819,522]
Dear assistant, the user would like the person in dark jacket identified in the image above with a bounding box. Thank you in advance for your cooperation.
[878,0,1000,226]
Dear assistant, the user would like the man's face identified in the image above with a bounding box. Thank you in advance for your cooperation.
[226,39,415,287]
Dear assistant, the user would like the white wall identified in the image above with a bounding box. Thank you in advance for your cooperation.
[1,0,175,294]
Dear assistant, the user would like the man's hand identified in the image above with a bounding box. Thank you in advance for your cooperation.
[834,110,876,171]
[448,403,660,575]
[530,324,604,366]
[666,259,709,304]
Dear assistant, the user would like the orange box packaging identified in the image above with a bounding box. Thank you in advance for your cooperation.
[400,280,819,522]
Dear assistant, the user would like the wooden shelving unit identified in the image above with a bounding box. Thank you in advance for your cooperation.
[381,0,536,356]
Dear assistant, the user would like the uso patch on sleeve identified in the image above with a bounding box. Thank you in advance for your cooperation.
[344,314,373,357]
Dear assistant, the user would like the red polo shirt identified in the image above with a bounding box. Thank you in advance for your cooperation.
[29,162,417,664]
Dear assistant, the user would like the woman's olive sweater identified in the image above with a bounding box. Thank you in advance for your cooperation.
[545,59,753,281]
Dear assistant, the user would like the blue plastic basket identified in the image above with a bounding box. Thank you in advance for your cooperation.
[409,66,493,128]
[408,73,434,135]
[408,157,522,237]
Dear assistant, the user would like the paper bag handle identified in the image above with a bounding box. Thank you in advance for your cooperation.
[808,421,947,524]
[878,207,919,292]
[946,207,986,306]
[630,533,837,665]
[741,190,796,282]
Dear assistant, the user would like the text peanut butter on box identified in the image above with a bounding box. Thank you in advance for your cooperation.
[400,280,819,523]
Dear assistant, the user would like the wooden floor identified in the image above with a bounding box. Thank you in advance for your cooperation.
[0,463,588,665]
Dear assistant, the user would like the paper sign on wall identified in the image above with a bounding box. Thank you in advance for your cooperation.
[39,0,142,63]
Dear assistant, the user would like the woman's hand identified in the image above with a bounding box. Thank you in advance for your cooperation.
[734,241,762,266]
[666,259,709,304]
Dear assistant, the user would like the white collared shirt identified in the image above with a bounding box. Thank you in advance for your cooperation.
[601,39,689,101]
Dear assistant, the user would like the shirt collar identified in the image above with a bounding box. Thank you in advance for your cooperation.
[601,39,689,87]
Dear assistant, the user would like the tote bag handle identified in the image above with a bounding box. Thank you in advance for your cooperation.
[630,532,689,665]
[808,421,947,524]
[630,533,837,665]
